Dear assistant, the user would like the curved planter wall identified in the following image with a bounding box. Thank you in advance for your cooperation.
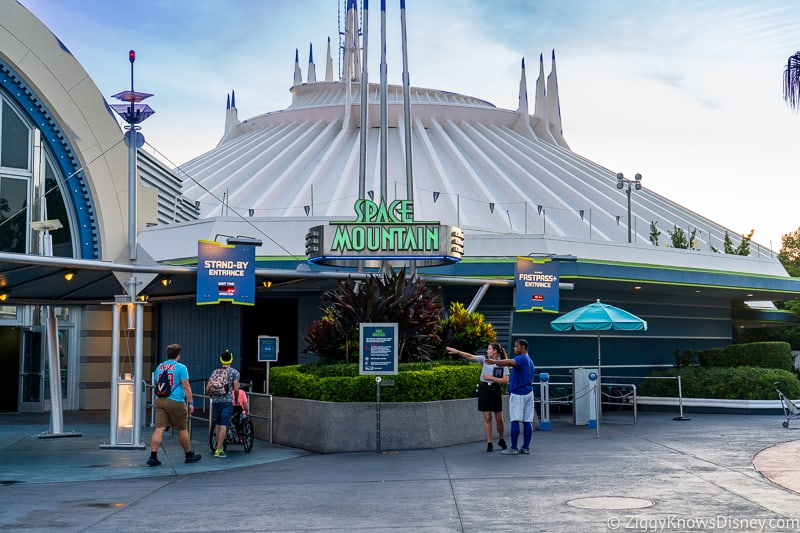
[251,396,511,453]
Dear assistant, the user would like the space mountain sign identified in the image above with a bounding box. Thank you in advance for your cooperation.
[305,199,464,267]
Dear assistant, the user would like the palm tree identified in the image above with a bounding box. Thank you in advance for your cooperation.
[784,51,800,110]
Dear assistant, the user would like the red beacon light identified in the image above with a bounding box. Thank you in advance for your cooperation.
[129,50,135,63]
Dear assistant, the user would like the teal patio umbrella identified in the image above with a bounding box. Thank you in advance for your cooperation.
[550,300,647,436]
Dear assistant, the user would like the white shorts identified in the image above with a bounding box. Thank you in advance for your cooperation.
[508,391,535,422]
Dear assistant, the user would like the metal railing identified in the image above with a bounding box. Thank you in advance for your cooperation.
[145,378,273,444]
[535,379,638,425]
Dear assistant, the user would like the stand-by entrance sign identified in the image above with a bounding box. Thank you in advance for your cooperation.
[359,323,398,375]
[196,240,255,305]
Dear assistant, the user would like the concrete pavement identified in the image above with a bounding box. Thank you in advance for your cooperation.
[1,410,800,532]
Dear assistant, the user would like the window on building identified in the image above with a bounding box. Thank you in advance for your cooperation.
[1,100,30,170]
[0,176,27,253]
[0,92,74,256]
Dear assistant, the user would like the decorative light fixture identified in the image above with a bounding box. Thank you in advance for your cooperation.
[63,271,75,281]
[616,172,643,243]
[0,293,8,302]
[160,277,172,287]
[137,294,149,302]
[262,280,272,289]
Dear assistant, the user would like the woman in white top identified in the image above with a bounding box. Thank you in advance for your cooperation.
[447,343,510,452]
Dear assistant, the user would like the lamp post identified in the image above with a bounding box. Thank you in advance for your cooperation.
[110,50,155,261]
[616,172,642,243]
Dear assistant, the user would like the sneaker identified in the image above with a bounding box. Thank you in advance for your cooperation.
[146,456,161,467]
[184,452,202,464]
[501,448,519,455]
[486,442,494,452]
[213,449,227,458]
[498,439,508,450]
[520,448,530,454]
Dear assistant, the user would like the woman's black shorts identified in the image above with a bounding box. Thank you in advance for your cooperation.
[477,382,503,412]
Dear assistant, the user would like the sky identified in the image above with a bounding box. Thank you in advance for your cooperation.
[14,0,800,251]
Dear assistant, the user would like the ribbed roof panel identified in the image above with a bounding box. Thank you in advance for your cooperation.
[177,82,774,260]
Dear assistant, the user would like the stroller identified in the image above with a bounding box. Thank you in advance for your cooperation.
[775,383,800,428]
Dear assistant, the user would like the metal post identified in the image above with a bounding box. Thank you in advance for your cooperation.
[109,305,120,445]
[375,377,382,453]
[128,54,137,261]
[539,373,551,431]
[358,0,368,201]
[379,0,388,200]
[133,302,144,445]
[626,185,632,243]
[673,375,690,421]
[400,0,413,204]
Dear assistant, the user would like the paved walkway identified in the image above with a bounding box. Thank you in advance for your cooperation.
[1,410,800,532]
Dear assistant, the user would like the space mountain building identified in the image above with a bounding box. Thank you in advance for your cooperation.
[137,0,800,379]
[1,0,797,415]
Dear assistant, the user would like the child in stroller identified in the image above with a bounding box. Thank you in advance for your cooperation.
[209,387,255,453]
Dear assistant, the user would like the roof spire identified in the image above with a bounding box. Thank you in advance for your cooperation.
[293,48,302,86]
[532,53,556,143]
[516,57,529,116]
[308,43,317,83]
[221,89,240,144]
[342,0,361,81]
[325,36,334,82]
[546,49,570,149]
[512,57,536,139]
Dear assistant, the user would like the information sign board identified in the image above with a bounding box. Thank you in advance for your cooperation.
[359,323,398,375]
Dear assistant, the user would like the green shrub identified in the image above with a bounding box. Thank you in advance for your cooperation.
[697,342,792,371]
[673,349,698,368]
[639,366,800,400]
[270,362,481,402]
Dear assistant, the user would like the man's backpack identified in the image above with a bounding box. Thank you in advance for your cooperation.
[206,367,230,396]
[154,364,173,398]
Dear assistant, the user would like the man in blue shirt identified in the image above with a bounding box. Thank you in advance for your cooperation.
[147,344,202,466]
[486,338,535,454]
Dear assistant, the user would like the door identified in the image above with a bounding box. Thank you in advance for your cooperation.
[19,326,44,412]
[0,327,20,412]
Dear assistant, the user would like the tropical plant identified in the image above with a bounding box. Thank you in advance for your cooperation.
[667,225,699,249]
[722,229,754,255]
[784,51,800,110]
[304,268,443,363]
[438,301,497,355]
[649,221,661,246]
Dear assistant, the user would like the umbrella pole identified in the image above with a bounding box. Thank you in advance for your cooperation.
[596,336,601,438]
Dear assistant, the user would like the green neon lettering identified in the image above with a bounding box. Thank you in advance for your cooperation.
[367,227,380,251]
[351,226,364,250]
[353,199,368,223]
[331,226,352,251]
[426,227,439,250]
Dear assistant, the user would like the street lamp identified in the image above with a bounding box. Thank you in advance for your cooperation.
[616,172,642,243]
[110,50,155,261]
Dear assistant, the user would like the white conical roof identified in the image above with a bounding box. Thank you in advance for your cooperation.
[180,72,767,261]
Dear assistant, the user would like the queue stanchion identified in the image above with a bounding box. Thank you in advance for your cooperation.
[539,373,551,431]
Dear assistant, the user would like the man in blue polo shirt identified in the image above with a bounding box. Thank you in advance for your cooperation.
[486,338,535,454]
[147,343,202,466]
